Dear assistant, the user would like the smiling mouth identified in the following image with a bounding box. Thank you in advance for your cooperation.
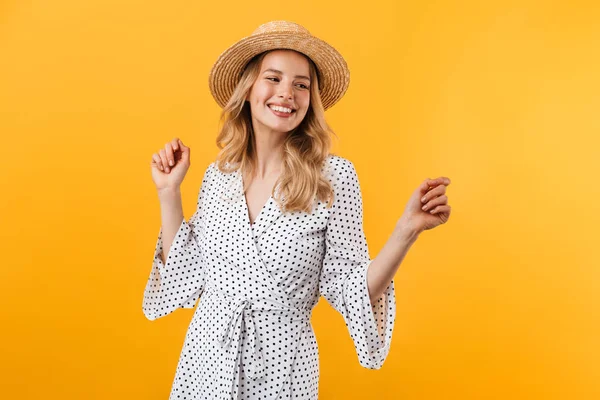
[268,105,296,117]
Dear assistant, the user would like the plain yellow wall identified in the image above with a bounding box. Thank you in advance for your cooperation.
[1,1,599,399]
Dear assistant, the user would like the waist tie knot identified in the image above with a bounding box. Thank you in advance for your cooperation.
[218,297,266,380]
[205,286,312,384]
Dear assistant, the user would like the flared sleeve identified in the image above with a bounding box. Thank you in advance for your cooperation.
[142,163,213,321]
[318,158,396,369]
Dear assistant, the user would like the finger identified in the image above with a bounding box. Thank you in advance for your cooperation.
[159,149,170,173]
[171,139,181,163]
[164,142,175,168]
[421,178,432,192]
[422,195,448,211]
[151,154,164,171]
[421,178,440,196]
[429,204,451,215]
[178,139,190,163]
[178,138,188,152]
[424,178,439,192]
[421,184,446,203]
[429,177,451,187]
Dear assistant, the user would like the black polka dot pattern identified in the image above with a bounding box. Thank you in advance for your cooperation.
[142,155,396,399]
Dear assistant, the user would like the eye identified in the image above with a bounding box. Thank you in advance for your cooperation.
[297,84,309,90]
[266,77,279,82]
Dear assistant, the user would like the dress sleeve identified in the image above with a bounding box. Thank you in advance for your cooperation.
[318,159,396,369]
[142,163,213,321]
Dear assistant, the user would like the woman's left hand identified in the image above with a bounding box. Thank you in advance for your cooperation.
[400,177,452,235]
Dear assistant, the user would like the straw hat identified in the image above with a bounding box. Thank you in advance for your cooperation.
[208,20,350,111]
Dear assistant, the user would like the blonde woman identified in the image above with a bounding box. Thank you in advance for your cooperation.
[143,20,452,400]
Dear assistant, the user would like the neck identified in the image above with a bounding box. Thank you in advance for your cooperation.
[251,127,286,179]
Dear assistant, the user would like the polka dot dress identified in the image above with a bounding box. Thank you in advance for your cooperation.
[142,155,396,399]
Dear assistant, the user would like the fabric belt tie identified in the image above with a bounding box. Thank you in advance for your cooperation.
[212,289,312,382]
[218,297,266,380]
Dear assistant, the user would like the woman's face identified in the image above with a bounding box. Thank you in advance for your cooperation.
[246,50,311,136]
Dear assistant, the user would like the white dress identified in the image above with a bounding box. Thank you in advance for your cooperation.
[142,154,396,400]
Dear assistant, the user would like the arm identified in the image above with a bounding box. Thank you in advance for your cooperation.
[367,175,452,302]
[366,218,420,304]
[318,158,396,369]
[142,163,213,320]
[157,187,185,265]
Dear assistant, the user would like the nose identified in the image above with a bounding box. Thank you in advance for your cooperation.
[278,83,294,100]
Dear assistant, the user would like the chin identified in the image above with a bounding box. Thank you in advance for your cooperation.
[266,119,297,130]
[273,125,297,134]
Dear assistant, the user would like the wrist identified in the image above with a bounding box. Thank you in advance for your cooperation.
[157,186,181,200]
[394,216,421,243]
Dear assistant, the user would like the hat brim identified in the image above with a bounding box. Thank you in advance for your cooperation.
[208,32,350,111]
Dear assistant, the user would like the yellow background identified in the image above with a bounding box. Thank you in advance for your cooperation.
[1,1,599,399]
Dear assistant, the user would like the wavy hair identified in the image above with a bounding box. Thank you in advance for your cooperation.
[214,50,338,214]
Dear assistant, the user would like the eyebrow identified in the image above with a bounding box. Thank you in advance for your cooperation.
[263,68,311,81]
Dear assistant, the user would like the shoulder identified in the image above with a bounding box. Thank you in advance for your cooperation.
[200,160,242,203]
[322,154,359,185]
[200,161,216,183]
[324,153,352,169]
[198,160,225,191]
[203,160,232,180]
[205,160,238,176]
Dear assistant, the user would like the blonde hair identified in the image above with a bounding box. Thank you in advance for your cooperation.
[214,50,337,214]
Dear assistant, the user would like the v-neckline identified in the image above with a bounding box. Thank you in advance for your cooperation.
[245,195,271,228]
[240,169,277,228]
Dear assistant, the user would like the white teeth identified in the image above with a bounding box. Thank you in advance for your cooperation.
[269,105,293,113]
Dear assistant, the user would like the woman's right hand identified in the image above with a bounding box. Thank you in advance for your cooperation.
[151,138,191,191]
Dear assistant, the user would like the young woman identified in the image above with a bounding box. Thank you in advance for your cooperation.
[143,20,451,400]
